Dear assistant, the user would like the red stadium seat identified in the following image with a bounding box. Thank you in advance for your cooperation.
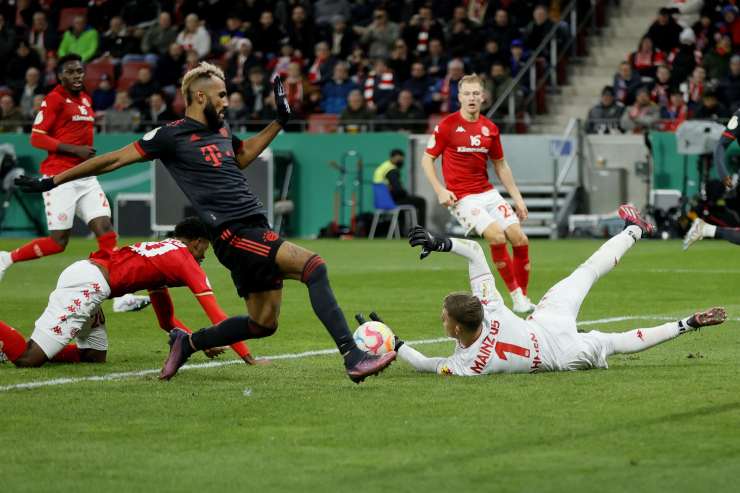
[426,113,445,134]
[58,8,88,32]
[117,61,152,91]
[307,114,339,133]
[84,59,115,94]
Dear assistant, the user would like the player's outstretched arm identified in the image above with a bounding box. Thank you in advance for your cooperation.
[492,158,528,221]
[15,143,145,192]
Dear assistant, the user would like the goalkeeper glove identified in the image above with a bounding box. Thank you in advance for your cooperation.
[272,76,292,128]
[407,226,451,260]
[15,175,56,193]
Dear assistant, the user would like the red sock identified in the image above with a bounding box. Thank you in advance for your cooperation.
[10,236,65,263]
[51,343,81,363]
[490,244,519,292]
[0,320,27,362]
[96,231,118,253]
[512,244,530,295]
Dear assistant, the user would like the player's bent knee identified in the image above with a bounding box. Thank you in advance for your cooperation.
[301,254,327,284]
[248,319,277,339]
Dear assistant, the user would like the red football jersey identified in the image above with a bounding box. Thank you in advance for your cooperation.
[90,238,212,298]
[32,85,95,175]
[425,112,505,200]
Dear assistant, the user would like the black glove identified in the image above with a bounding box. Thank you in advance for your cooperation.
[354,313,367,325]
[369,311,384,323]
[15,175,56,193]
[408,225,449,260]
[272,76,292,128]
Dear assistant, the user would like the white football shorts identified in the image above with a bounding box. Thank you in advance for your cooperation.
[30,260,111,358]
[449,189,519,236]
[43,176,111,230]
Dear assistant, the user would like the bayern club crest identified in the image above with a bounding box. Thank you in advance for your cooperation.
[481,126,490,136]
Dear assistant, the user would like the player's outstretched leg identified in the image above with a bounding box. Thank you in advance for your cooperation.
[599,307,727,355]
[0,237,65,282]
[684,218,740,250]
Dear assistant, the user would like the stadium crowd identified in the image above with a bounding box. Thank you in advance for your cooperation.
[587,1,740,135]
[0,0,585,134]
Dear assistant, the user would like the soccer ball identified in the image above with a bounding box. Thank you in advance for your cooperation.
[353,321,395,355]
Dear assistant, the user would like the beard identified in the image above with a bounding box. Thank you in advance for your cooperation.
[203,100,223,131]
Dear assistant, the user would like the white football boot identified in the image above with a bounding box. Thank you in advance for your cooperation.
[511,288,535,314]
[0,251,13,282]
[683,218,705,251]
[112,293,152,312]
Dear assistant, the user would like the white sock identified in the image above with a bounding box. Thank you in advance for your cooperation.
[702,223,717,238]
[606,322,684,354]
[581,226,641,279]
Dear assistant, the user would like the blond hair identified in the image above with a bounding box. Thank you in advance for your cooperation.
[181,62,225,105]
[457,73,484,91]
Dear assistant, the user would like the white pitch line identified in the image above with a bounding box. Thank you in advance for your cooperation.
[1,315,736,392]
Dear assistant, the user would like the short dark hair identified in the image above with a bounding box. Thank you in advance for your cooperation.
[57,53,83,74]
[443,292,484,332]
[173,216,209,240]
[390,148,404,157]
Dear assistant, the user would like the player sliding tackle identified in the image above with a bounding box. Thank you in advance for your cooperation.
[0,218,252,367]
[385,205,726,376]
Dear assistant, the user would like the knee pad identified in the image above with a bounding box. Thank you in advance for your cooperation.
[301,254,327,284]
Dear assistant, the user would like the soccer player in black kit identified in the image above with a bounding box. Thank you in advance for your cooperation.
[16,62,396,383]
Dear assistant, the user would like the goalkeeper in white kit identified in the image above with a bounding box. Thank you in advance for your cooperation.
[388,205,726,376]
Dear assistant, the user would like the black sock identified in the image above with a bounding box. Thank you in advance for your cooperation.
[301,255,361,362]
[716,227,740,245]
[190,316,276,350]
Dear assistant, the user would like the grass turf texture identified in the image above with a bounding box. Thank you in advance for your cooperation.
[1,237,740,492]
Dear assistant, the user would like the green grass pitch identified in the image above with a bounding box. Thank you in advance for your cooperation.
[1,236,740,492]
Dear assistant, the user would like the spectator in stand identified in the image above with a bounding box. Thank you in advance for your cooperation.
[225,91,249,131]
[402,62,433,108]
[660,88,688,131]
[509,39,528,78]
[24,93,43,131]
[339,89,375,133]
[155,42,185,97]
[692,13,716,54]
[628,36,664,78]
[176,13,211,60]
[347,45,371,81]
[483,61,516,118]
[650,64,675,107]
[283,61,319,120]
[719,5,740,50]
[718,55,740,109]
[243,66,270,119]
[26,11,57,60]
[0,94,24,132]
[40,55,57,92]
[17,67,44,118]
[613,61,642,106]
[128,66,159,112]
[692,90,730,121]
[422,38,448,79]
[586,86,624,135]
[681,65,706,112]
[703,34,732,82]
[325,14,355,60]
[184,48,200,71]
[248,10,285,60]
[104,91,140,132]
[99,16,138,62]
[667,28,701,86]
[286,5,314,58]
[486,9,517,54]
[268,43,304,80]
[138,91,176,131]
[354,7,400,59]
[225,38,259,92]
[215,14,247,55]
[91,74,115,111]
[6,40,42,91]
[388,39,411,83]
[403,5,445,57]
[85,0,120,32]
[141,11,179,57]
[522,5,555,53]
[428,58,464,114]
[307,41,336,85]
[0,15,16,80]
[646,7,682,54]
[314,0,352,28]
[447,17,476,60]
[383,89,425,133]
[58,15,99,63]
[475,39,506,75]
[363,58,397,115]
[621,86,660,133]
[320,61,357,114]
